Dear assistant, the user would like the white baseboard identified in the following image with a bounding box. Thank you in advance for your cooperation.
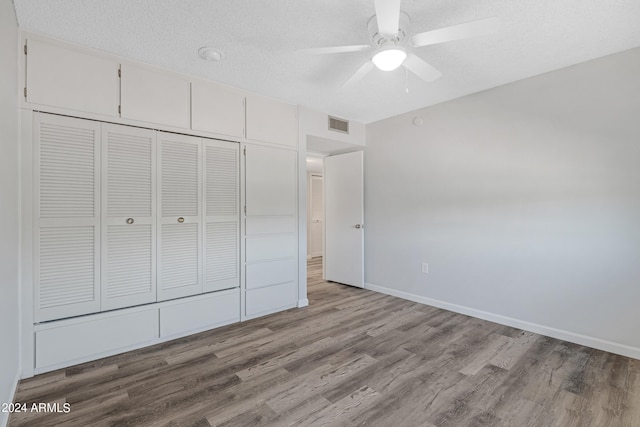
[1,369,21,427]
[364,282,640,360]
[298,298,309,308]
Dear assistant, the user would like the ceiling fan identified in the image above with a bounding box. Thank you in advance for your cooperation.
[299,0,499,87]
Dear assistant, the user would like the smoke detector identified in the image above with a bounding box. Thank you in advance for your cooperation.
[198,47,223,62]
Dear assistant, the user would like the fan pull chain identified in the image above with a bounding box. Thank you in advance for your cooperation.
[405,67,409,93]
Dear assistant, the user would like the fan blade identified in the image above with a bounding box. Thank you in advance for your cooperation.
[403,54,442,83]
[341,61,375,88]
[374,0,402,38]
[412,17,499,47]
[297,45,372,55]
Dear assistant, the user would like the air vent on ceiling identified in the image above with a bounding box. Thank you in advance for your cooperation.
[328,116,349,134]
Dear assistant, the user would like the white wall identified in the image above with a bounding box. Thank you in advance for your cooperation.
[0,0,21,424]
[365,48,640,357]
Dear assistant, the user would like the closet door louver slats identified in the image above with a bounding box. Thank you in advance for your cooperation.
[206,222,238,286]
[161,141,199,217]
[101,124,157,310]
[106,132,154,217]
[39,227,95,307]
[203,141,240,292]
[39,124,96,218]
[105,225,153,299]
[157,133,203,300]
[35,113,101,322]
[161,223,200,289]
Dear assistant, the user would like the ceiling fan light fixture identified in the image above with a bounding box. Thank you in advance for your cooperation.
[372,48,407,71]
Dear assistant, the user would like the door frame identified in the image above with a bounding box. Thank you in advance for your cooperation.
[308,173,324,258]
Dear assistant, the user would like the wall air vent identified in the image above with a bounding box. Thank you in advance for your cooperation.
[328,116,349,134]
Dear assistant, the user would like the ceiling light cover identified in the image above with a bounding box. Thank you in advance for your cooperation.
[372,48,407,71]
[198,47,223,61]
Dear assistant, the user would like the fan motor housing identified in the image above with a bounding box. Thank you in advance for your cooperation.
[368,11,411,47]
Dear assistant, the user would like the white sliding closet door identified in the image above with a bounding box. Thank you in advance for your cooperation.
[203,140,240,292]
[34,113,101,322]
[157,132,203,300]
[101,124,157,310]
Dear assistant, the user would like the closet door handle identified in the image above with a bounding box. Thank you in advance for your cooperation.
[177,217,185,223]
[126,218,134,224]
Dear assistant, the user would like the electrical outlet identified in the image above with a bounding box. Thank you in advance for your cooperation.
[421,263,429,274]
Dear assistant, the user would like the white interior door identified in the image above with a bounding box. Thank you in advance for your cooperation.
[324,151,364,288]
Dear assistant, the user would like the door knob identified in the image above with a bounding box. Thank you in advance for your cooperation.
[126,218,134,224]
[354,224,362,229]
[177,217,185,223]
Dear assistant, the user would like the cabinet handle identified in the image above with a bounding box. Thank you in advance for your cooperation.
[177,217,185,223]
[126,218,134,224]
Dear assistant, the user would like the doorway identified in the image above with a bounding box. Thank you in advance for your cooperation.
[308,174,324,258]
[305,146,364,289]
[324,151,364,288]
[306,154,325,264]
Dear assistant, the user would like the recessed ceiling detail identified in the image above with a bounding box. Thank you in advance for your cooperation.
[13,0,640,123]
[198,47,223,62]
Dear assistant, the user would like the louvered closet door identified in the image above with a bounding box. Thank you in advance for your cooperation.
[34,113,101,322]
[157,132,203,300]
[101,124,157,310]
[203,140,240,292]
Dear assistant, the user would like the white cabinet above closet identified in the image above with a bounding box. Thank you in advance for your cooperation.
[26,39,119,117]
[191,81,245,138]
[23,36,301,147]
[120,64,191,129]
[246,94,298,148]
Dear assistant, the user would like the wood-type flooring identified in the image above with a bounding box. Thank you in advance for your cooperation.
[10,257,640,426]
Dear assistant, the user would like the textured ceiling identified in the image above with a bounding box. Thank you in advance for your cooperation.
[13,0,640,123]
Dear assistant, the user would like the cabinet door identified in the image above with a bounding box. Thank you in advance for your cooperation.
[192,81,245,138]
[101,124,157,310]
[34,113,101,322]
[120,64,190,129]
[245,145,297,216]
[158,133,202,300]
[203,140,240,292]
[245,94,298,147]
[244,145,298,317]
[26,39,119,117]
